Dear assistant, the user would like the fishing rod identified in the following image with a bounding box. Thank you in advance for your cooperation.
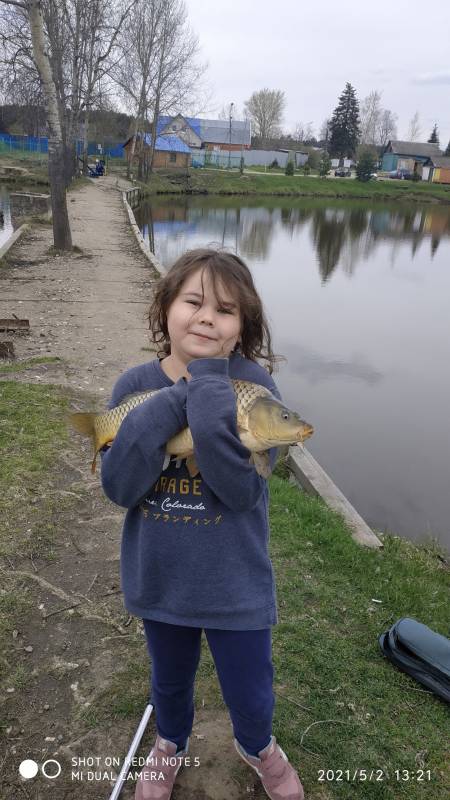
[108,702,153,800]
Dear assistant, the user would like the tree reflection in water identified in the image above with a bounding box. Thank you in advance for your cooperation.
[134,199,450,281]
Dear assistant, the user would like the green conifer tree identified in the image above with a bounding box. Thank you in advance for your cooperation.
[445,140,450,156]
[329,83,361,159]
[428,124,439,145]
[319,153,331,177]
[356,150,376,182]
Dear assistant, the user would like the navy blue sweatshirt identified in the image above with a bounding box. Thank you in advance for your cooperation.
[100,352,282,630]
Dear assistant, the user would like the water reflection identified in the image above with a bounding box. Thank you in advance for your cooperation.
[135,199,450,283]
[284,343,383,386]
[135,197,450,553]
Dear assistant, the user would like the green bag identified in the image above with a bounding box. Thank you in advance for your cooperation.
[378,617,450,704]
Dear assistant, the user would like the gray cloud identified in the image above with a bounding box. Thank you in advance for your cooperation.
[413,72,450,85]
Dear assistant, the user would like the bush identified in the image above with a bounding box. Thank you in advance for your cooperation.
[356,150,377,182]
[303,162,311,175]
[239,156,244,174]
[285,160,294,176]
[319,154,331,177]
[269,159,279,169]
[411,171,421,182]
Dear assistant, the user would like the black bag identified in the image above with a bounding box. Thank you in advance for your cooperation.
[378,617,450,703]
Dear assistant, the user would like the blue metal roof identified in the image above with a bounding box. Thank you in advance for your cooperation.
[143,133,191,153]
[158,115,202,138]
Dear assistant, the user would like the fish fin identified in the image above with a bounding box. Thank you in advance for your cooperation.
[162,453,171,471]
[71,412,103,474]
[70,412,96,438]
[251,450,272,479]
[186,455,200,477]
[91,440,113,474]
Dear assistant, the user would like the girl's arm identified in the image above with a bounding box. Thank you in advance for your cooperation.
[186,358,280,512]
[100,378,188,509]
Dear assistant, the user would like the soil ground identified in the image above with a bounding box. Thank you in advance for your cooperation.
[0,177,263,800]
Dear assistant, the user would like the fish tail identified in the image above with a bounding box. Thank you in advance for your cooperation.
[70,412,103,473]
[70,412,96,437]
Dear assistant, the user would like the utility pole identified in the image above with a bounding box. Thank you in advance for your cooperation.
[228,102,234,169]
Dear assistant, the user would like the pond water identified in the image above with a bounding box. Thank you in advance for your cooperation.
[134,196,450,554]
[0,186,14,249]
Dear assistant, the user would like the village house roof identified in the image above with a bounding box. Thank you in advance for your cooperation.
[200,118,251,146]
[123,133,190,153]
[426,155,450,168]
[157,115,202,138]
[143,133,191,153]
[158,115,251,147]
[385,140,442,158]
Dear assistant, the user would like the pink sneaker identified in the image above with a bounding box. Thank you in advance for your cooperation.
[234,735,305,800]
[134,735,189,800]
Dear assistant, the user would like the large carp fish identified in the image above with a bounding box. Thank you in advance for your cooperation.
[70,379,314,479]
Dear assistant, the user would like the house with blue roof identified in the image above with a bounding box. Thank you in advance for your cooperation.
[158,114,251,152]
[124,113,251,170]
[123,131,191,169]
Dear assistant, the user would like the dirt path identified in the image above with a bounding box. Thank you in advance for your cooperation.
[0,178,261,800]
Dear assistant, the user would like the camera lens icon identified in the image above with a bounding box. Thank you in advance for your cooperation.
[19,759,62,780]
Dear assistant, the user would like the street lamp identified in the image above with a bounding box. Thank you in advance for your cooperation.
[228,102,234,169]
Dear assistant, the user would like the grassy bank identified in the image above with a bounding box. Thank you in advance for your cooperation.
[139,168,450,203]
[1,374,449,799]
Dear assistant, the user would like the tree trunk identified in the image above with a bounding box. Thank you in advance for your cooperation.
[28,0,72,251]
[127,120,138,179]
[82,107,90,175]
[148,94,160,175]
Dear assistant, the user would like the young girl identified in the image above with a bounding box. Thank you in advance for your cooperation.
[100,248,304,800]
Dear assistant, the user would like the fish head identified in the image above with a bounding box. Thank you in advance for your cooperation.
[247,396,314,447]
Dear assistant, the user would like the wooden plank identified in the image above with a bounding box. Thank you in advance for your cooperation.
[286,445,383,549]
[0,318,30,333]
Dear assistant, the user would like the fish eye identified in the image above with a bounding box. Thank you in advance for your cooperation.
[281,412,289,420]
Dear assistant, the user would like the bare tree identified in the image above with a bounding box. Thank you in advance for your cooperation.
[408,111,421,141]
[360,90,382,145]
[0,0,72,249]
[293,120,314,143]
[113,0,163,178]
[146,0,204,175]
[113,0,205,179]
[244,88,285,143]
[378,108,397,148]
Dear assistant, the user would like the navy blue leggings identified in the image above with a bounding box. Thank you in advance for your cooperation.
[142,619,275,756]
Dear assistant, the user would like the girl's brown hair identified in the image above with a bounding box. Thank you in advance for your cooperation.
[148,248,285,374]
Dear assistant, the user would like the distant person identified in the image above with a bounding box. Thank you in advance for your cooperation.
[101,248,305,800]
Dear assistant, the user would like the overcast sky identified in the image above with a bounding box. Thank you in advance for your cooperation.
[185,0,450,146]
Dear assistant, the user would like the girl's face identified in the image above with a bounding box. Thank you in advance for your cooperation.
[166,267,242,363]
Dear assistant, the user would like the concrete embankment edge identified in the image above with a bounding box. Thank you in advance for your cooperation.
[287,446,383,549]
[120,186,382,550]
[121,190,166,276]
[0,223,30,261]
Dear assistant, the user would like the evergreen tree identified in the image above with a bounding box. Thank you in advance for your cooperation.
[356,150,376,182]
[329,82,360,159]
[319,152,331,177]
[285,159,294,176]
[428,124,439,145]
[445,140,450,156]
